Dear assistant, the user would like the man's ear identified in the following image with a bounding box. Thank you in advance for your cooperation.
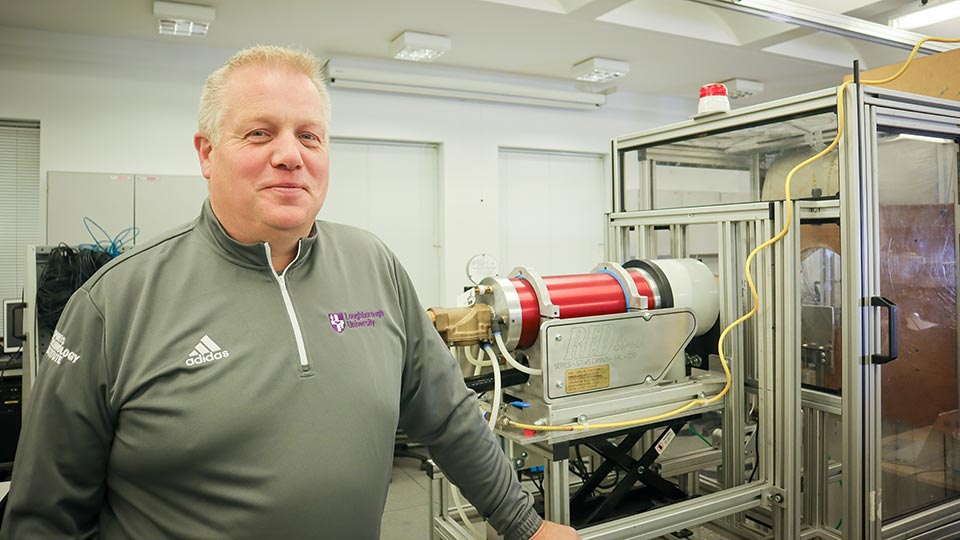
[194,132,214,180]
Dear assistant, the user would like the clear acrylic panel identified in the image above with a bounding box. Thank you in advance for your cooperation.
[636,111,839,205]
[799,222,842,393]
[618,111,840,214]
[876,132,960,522]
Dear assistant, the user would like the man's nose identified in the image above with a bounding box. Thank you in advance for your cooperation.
[271,132,303,170]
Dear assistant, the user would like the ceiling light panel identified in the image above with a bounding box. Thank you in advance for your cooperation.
[390,31,451,62]
[572,57,630,83]
[153,1,215,37]
[889,0,960,30]
[158,20,209,36]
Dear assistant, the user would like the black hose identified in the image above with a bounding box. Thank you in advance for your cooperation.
[465,367,529,393]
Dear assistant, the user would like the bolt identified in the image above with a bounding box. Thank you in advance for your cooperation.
[521,452,528,458]
[773,493,784,504]
[767,493,774,501]
[556,381,564,388]
[644,375,655,384]
[514,458,524,468]
[534,418,545,426]
[642,311,653,321]
[577,414,588,425]
[555,335,563,342]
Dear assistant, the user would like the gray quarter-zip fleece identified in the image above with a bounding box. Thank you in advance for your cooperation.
[1,200,542,540]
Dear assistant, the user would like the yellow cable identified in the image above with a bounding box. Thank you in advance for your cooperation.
[508,36,960,433]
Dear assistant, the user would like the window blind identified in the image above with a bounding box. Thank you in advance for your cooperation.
[0,121,41,315]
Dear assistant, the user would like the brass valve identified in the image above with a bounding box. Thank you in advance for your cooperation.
[427,304,494,347]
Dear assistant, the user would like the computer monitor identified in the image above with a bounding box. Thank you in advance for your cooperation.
[2,300,25,354]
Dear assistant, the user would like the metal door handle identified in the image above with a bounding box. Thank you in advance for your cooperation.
[869,296,898,364]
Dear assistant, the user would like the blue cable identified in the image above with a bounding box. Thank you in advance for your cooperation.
[80,217,140,257]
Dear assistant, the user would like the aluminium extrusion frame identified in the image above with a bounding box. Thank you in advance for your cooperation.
[428,85,960,540]
[859,86,960,540]
[798,199,846,539]
[686,0,956,54]
[427,203,780,540]
[610,84,960,539]
[610,89,835,539]
[606,202,792,539]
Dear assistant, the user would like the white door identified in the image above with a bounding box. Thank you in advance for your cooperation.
[322,139,441,307]
[498,148,605,276]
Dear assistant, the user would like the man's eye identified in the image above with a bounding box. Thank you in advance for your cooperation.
[248,130,268,138]
[300,133,323,145]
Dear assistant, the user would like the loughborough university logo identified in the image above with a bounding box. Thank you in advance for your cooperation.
[328,309,384,334]
[329,312,346,333]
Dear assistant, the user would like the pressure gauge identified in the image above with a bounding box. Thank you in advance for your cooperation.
[466,253,500,285]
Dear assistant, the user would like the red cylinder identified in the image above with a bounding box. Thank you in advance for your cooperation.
[511,272,656,349]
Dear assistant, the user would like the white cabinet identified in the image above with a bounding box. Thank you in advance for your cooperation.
[47,172,207,247]
[134,174,208,240]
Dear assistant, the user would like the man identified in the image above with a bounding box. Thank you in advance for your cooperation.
[0,46,577,539]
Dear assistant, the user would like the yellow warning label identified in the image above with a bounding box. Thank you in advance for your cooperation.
[565,365,610,393]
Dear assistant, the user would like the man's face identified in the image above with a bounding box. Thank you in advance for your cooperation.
[195,64,329,244]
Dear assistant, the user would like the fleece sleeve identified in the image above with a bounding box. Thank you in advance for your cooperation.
[392,257,543,540]
[0,289,115,540]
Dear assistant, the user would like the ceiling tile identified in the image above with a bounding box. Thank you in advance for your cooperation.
[763,33,869,68]
[597,0,740,46]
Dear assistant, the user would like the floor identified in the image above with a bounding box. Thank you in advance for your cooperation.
[380,456,732,540]
[381,456,432,540]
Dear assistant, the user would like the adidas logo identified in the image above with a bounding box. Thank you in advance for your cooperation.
[185,335,230,367]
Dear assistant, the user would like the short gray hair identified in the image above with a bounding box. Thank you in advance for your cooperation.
[198,45,330,146]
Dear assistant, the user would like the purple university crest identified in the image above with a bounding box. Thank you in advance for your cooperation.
[328,312,346,334]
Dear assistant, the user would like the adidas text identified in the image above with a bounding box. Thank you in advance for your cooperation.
[186,350,230,366]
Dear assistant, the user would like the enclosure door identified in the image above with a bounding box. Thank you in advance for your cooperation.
[872,131,960,526]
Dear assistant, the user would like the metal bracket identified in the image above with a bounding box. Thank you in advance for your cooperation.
[591,261,649,310]
[765,486,787,508]
[509,266,560,318]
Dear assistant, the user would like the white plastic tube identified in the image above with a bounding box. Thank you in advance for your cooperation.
[493,332,542,375]
[463,345,492,367]
[485,344,502,430]
[450,485,483,539]
[462,345,491,376]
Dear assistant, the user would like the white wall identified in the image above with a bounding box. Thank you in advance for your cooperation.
[0,33,692,305]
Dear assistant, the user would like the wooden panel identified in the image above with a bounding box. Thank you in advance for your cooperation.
[879,204,958,426]
[843,48,960,102]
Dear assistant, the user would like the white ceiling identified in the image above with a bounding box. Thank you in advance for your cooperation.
[0,0,955,107]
